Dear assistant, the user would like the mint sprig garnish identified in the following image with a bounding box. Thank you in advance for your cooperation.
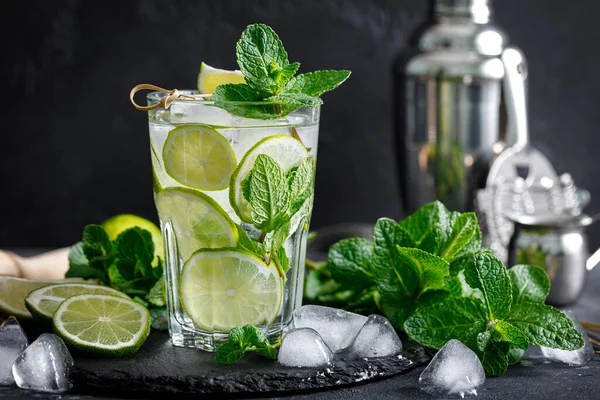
[212,24,350,119]
[216,324,277,364]
[241,153,314,278]
[305,201,585,376]
[67,225,165,309]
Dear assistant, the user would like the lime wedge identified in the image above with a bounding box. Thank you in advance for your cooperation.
[25,283,130,324]
[180,249,282,332]
[53,294,150,356]
[163,125,237,191]
[0,277,88,320]
[197,62,245,94]
[229,135,309,222]
[155,187,238,260]
[102,214,163,263]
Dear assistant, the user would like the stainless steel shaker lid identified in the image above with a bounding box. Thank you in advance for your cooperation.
[504,212,595,229]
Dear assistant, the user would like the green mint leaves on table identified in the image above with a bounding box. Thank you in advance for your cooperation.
[241,153,314,279]
[67,224,166,328]
[211,24,351,119]
[305,201,584,376]
[216,324,277,364]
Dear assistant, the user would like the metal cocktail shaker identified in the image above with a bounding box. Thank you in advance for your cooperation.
[396,0,513,214]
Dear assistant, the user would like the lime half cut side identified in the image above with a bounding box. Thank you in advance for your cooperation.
[25,283,130,324]
[179,249,283,332]
[163,125,237,191]
[229,134,309,222]
[53,294,150,356]
[155,187,238,261]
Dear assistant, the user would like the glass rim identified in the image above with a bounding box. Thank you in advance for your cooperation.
[146,90,321,108]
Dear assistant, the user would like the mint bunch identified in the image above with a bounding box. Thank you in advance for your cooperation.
[306,201,584,376]
[212,24,350,119]
[67,225,164,308]
[239,154,315,277]
[216,324,277,364]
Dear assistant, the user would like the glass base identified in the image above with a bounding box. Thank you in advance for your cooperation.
[169,318,288,351]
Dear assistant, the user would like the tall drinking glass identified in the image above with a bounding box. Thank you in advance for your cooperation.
[146,91,319,350]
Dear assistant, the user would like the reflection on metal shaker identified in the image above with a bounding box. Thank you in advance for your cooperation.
[396,0,510,214]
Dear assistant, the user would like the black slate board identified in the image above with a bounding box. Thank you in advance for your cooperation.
[70,331,429,397]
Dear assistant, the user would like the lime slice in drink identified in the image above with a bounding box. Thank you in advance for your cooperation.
[53,294,150,356]
[0,277,88,320]
[102,214,164,263]
[25,283,129,324]
[155,188,238,260]
[163,125,237,191]
[179,249,282,332]
[229,135,309,222]
[197,62,245,94]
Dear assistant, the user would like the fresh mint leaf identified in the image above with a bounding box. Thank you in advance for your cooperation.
[328,238,373,287]
[216,324,277,364]
[274,62,300,87]
[396,247,449,293]
[443,275,463,297]
[247,154,290,232]
[417,289,451,307]
[82,225,113,260]
[241,171,253,202]
[462,252,512,320]
[277,246,290,273]
[213,83,270,102]
[371,218,419,300]
[133,296,149,308]
[149,307,168,331]
[480,341,510,376]
[285,70,351,97]
[508,264,550,305]
[236,224,262,255]
[146,276,166,307]
[477,330,492,352]
[492,320,529,350]
[399,201,450,246]
[439,212,480,261]
[235,24,289,90]
[506,302,584,350]
[115,227,155,281]
[66,242,107,282]
[269,93,323,108]
[404,297,487,349]
[287,157,314,214]
[507,348,525,365]
[216,341,246,364]
[448,249,493,276]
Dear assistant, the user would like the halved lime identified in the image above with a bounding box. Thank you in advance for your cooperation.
[0,277,87,320]
[180,249,282,332]
[53,294,150,356]
[102,214,163,264]
[25,283,130,324]
[163,125,236,191]
[155,187,238,260]
[197,62,245,94]
[229,135,309,222]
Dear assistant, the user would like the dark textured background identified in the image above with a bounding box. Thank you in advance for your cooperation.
[2,0,600,248]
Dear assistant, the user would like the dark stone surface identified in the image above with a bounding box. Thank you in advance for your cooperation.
[67,332,428,397]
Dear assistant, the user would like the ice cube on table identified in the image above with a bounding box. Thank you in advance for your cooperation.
[293,305,367,352]
[0,316,29,386]
[12,333,74,393]
[343,315,402,360]
[278,328,334,368]
[419,339,485,398]
[540,310,594,367]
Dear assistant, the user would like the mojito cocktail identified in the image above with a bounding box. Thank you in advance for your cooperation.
[132,23,349,352]
[148,97,319,350]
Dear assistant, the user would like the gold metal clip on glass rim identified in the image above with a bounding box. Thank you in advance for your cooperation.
[129,84,210,111]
